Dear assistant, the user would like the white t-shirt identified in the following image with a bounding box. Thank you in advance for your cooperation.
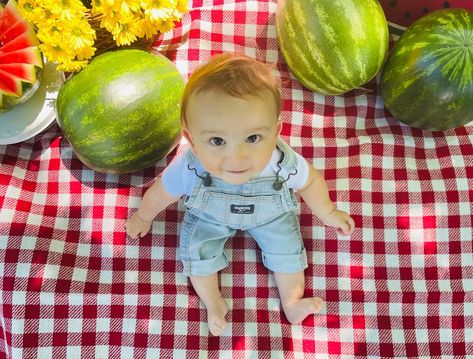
[162,147,309,197]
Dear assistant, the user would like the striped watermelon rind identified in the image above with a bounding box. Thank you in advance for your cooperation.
[56,49,184,174]
[276,0,389,95]
[380,8,473,131]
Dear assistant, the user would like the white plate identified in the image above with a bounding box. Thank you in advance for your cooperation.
[0,61,65,145]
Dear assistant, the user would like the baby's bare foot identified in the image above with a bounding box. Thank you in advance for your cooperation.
[283,297,324,324]
[207,297,229,336]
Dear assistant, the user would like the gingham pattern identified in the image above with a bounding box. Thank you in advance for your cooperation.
[1,1,472,358]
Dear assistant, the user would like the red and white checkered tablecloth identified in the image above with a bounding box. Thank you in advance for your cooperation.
[1,1,472,358]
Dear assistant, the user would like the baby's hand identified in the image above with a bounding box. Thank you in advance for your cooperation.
[126,212,152,239]
[322,209,355,236]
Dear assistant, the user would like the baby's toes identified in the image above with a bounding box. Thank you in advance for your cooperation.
[311,297,324,313]
[208,318,227,336]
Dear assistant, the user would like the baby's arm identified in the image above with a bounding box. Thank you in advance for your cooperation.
[298,165,355,236]
[126,177,180,239]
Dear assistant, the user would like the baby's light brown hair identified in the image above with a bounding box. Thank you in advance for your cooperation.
[180,53,281,127]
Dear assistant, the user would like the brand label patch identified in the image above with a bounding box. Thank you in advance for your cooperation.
[231,204,255,214]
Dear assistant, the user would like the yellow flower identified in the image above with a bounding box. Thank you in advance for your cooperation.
[155,17,177,34]
[91,0,119,18]
[37,20,73,40]
[99,16,119,35]
[36,26,63,47]
[24,5,51,24]
[146,6,172,22]
[17,0,36,22]
[176,0,188,14]
[68,20,96,50]
[57,60,90,72]
[135,18,155,39]
[75,46,97,61]
[113,20,139,46]
[117,0,141,17]
[39,42,75,65]
[44,0,87,20]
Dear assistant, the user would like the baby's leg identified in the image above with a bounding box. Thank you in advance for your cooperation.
[190,273,229,336]
[274,271,324,324]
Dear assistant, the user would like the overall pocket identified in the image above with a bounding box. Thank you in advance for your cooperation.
[200,191,284,229]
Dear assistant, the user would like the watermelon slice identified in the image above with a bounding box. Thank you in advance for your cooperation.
[0,63,36,82]
[0,68,21,96]
[0,19,32,44]
[380,0,473,28]
[0,46,42,65]
[0,0,19,34]
[0,0,43,111]
[0,30,39,53]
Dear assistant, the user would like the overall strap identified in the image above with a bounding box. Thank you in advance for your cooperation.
[184,147,212,186]
[184,147,197,166]
[276,138,298,173]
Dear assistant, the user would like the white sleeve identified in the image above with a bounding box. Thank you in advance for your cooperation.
[160,154,188,197]
[286,151,309,191]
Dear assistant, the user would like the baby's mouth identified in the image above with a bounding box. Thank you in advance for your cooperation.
[226,169,249,174]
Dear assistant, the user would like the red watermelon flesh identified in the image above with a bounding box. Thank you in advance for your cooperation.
[380,0,473,28]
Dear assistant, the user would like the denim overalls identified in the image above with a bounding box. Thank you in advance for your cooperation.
[179,139,308,276]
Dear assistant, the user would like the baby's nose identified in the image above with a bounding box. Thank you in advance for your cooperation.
[231,144,247,162]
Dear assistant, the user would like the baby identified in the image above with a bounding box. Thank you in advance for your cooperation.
[126,53,355,336]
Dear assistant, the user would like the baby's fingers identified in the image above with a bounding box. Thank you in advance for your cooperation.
[336,225,350,236]
[138,228,150,238]
[346,216,355,234]
[125,222,140,239]
[126,227,139,240]
[337,217,355,236]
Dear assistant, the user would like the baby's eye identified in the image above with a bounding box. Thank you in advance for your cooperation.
[246,134,261,143]
[209,137,225,146]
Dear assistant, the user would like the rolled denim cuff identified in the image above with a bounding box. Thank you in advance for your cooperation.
[181,253,229,277]
[261,248,308,273]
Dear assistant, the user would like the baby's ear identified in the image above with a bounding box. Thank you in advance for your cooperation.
[182,128,195,148]
[275,121,283,137]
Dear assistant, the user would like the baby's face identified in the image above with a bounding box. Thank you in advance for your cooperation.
[183,90,281,185]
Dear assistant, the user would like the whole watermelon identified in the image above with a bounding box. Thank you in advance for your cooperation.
[56,49,184,174]
[276,0,389,95]
[380,9,473,131]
